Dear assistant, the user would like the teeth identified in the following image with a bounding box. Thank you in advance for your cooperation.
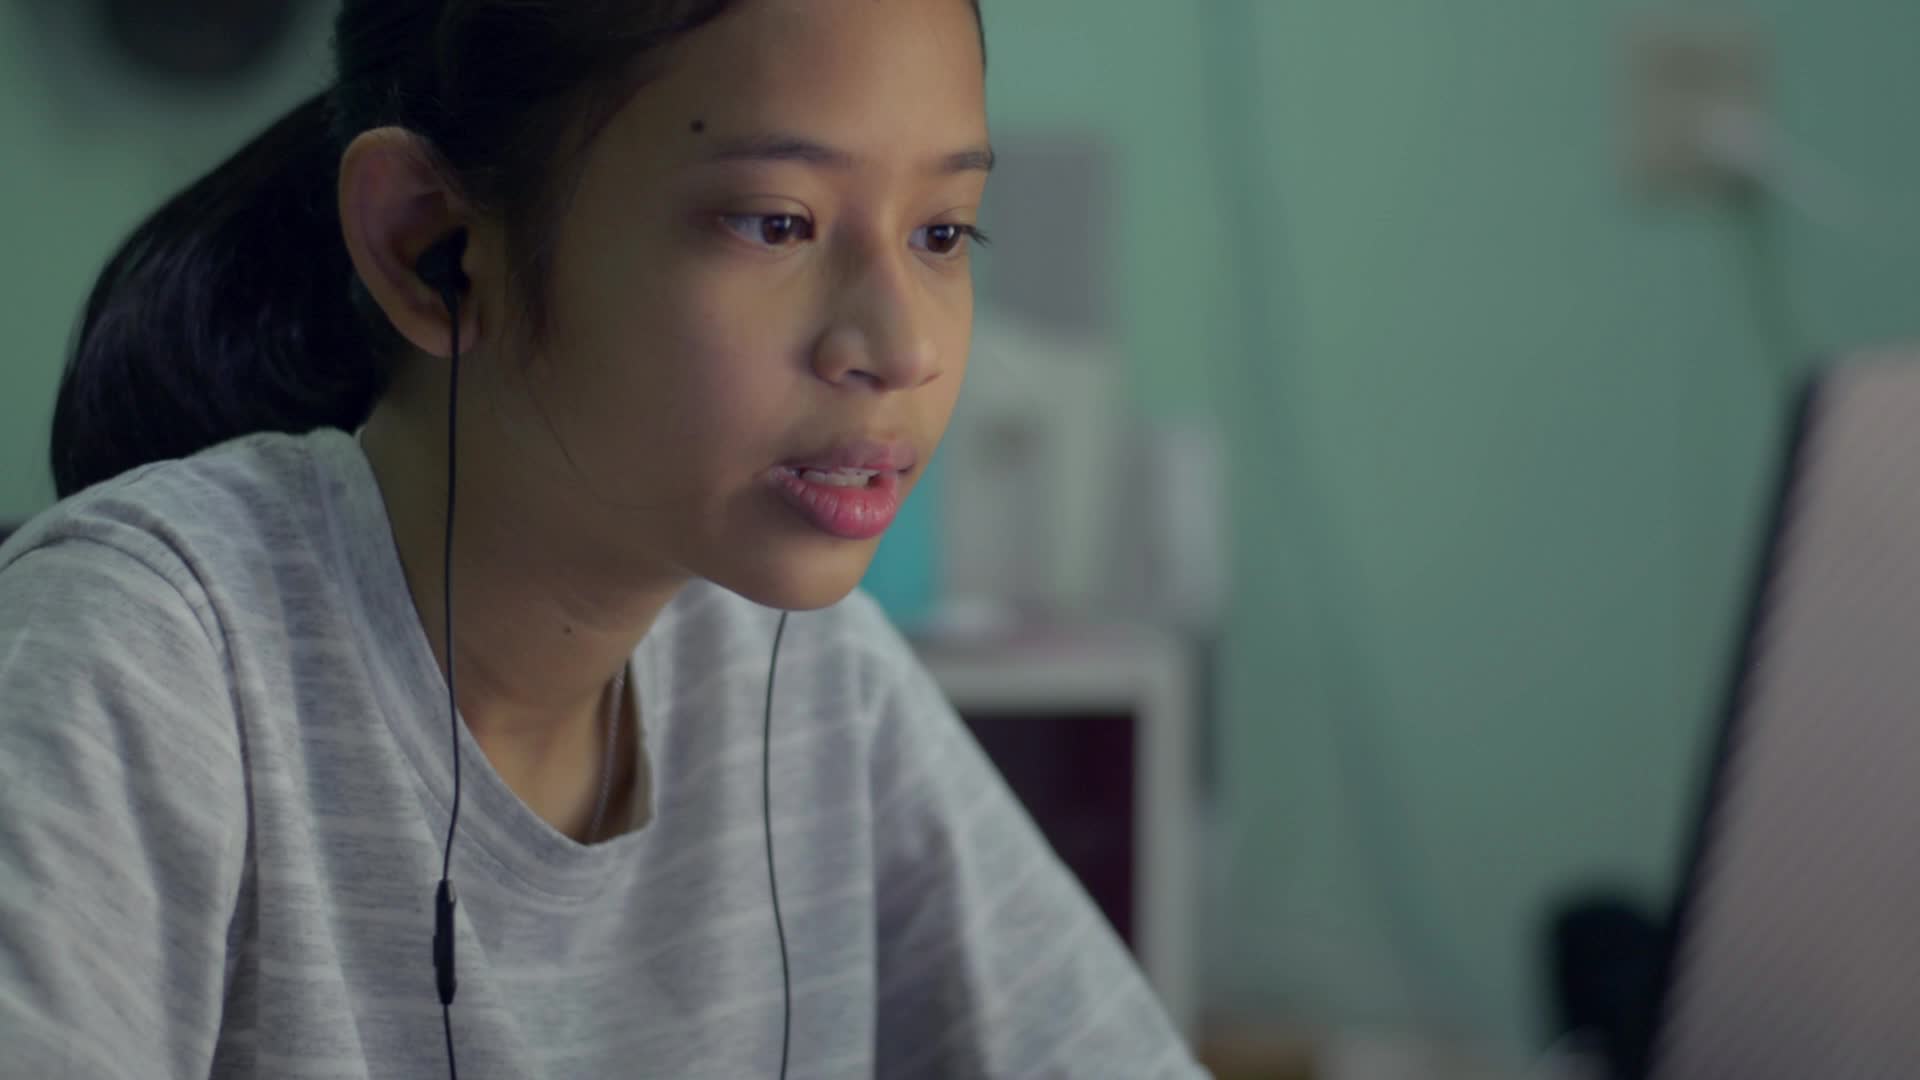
[800,468,877,487]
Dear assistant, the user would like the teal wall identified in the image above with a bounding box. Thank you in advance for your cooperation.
[6,0,1920,1054]
[978,5,1239,420]
[1199,0,1920,1049]
[0,2,332,519]
[981,0,1918,1050]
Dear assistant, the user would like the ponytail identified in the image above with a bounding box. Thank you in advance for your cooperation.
[50,91,388,499]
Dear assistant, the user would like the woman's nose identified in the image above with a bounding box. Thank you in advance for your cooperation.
[810,262,943,392]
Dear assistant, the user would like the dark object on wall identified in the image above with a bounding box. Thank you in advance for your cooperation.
[14,0,309,88]
[99,0,304,83]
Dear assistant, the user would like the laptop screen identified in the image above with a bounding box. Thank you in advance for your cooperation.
[1647,355,1920,1078]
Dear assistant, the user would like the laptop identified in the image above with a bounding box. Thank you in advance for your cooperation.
[1639,352,1920,1079]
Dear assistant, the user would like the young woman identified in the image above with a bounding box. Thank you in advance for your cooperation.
[0,1,1204,1077]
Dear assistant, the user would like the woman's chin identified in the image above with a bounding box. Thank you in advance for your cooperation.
[707,545,877,613]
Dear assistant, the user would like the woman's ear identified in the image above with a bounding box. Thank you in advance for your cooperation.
[337,127,489,359]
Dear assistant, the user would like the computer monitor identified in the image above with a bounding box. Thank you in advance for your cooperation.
[1644,352,1920,1078]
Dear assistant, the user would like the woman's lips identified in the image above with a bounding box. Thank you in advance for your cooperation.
[767,435,917,540]
[768,465,905,541]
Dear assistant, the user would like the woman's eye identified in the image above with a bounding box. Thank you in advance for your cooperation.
[914,223,988,257]
[722,213,815,248]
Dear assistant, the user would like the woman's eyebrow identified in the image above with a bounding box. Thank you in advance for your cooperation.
[698,133,995,176]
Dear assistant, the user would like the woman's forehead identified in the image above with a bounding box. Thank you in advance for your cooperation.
[606,0,988,179]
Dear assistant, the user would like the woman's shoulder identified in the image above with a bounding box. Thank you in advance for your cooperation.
[0,428,350,591]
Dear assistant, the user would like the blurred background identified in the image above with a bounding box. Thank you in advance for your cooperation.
[5,1,1919,1076]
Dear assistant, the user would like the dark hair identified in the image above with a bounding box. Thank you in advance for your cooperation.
[52,0,985,499]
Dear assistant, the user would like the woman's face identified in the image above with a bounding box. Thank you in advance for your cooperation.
[476,0,990,612]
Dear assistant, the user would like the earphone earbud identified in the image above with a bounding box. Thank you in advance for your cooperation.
[416,230,471,312]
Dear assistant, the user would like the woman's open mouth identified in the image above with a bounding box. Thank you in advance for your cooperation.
[768,465,906,540]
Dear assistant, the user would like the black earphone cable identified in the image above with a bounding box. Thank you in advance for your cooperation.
[420,231,788,1080]
[441,309,462,896]
[438,286,464,1080]
[764,611,792,1080]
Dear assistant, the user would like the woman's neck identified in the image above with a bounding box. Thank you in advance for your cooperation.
[358,398,676,817]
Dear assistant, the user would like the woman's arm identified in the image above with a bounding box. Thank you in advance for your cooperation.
[865,641,1208,1079]
[0,541,247,1080]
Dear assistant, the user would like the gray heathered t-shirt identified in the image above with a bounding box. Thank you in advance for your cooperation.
[0,429,1204,1079]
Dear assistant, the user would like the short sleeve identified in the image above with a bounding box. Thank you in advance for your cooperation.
[0,541,248,1080]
